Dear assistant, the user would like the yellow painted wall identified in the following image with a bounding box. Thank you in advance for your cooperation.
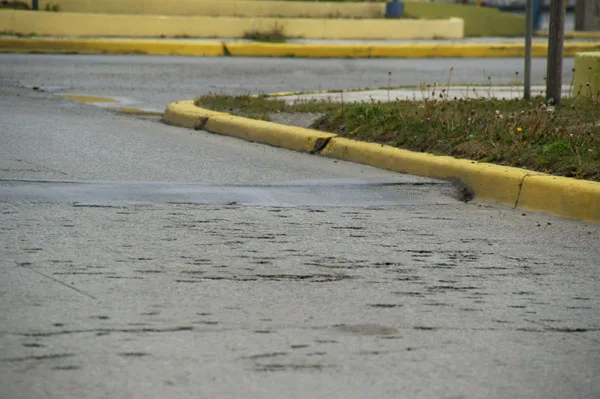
[404,2,525,37]
[0,10,463,40]
[30,0,385,18]
[573,52,600,97]
[22,0,525,36]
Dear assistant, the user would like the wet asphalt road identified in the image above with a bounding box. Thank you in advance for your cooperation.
[0,54,575,111]
[1,55,599,399]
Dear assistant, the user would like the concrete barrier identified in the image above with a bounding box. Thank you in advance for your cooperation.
[29,0,386,19]
[404,2,525,37]
[25,0,523,37]
[0,10,463,40]
[573,52,600,98]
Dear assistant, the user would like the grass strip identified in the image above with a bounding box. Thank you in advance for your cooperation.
[195,93,600,181]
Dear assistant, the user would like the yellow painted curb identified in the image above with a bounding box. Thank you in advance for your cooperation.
[564,43,600,57]
[163,100,600,223]
[320,137,531,206]
[3,37,598,58]
[162,100,336,153]
[225,42,600,58]
[0,37,224,56]
[368,42,600,58]
[518,175,600,223]
[205,115,337,153]
[163,100,228,129]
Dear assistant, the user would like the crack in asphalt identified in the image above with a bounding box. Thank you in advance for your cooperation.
[17,263,98,300]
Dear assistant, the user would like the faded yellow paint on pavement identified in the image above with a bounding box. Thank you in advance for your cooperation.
[58,94,118,104]
[225,42,600,58]
[114,108,163,116]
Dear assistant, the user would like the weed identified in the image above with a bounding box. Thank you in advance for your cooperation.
[43,3,60,11]
[243,23,288,43]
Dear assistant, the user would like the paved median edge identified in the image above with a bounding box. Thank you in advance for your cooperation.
[163,100,600,223]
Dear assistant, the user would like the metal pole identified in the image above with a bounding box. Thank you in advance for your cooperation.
[32,0,39,10]
[524,0,533,100]
[546,0,566,106]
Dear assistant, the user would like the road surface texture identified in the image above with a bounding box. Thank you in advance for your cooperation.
[1,55,599,399]
[0,54,575,111]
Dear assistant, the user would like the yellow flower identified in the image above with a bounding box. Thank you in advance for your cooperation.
[516,127,523,132]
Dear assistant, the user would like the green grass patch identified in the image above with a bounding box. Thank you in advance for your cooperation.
[195,93,600,181]
[0,30,37,37]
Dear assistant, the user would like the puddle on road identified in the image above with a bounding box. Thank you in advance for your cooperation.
[0,178,461,208]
